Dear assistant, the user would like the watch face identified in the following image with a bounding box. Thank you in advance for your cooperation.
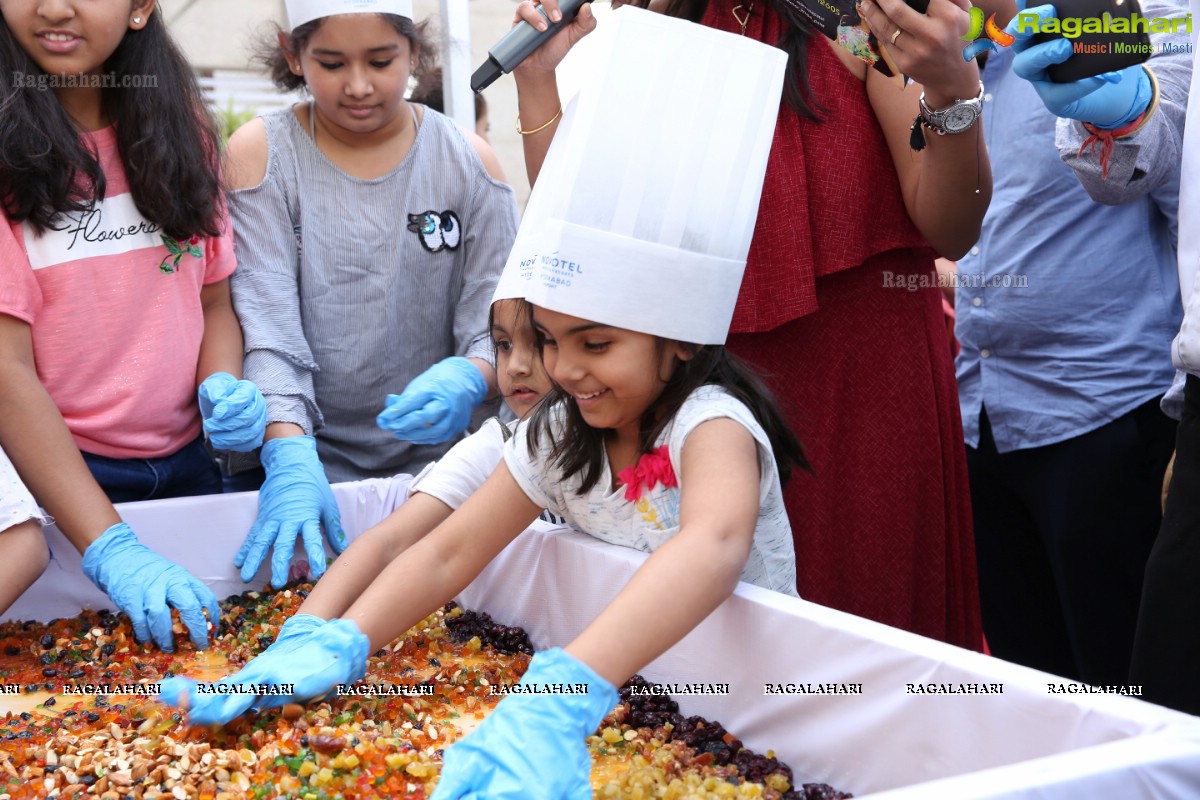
[944,105,979,133]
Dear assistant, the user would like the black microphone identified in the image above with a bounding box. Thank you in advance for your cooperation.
[471,0,593,93]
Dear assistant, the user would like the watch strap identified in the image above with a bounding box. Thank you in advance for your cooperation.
[916,82,985,138]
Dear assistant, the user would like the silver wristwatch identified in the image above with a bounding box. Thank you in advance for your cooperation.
[918,82,985,135]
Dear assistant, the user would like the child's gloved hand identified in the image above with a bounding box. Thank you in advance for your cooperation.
[197,372,267,452]
[81,523,220,653]
[271,612,327,647]
[236,436,347,589]
[376,357,487,445]
[1008,5,1153,128]
[430,648,619,800]
[158,617,369,726]
[157,613,324,723]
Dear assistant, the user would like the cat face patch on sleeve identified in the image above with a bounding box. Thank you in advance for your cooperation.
[407,210,462,253]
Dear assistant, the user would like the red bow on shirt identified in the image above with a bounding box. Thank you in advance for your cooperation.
[615,446,678,502]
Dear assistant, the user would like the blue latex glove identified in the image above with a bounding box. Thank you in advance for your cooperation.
[1008,5,1153,128]
[376,357,487,445]
[158,617,369,726]
[269,612,326,647]
[430,648,619,800]
[197,372,267,452]
[81,523,220,653]
[235,436,347,589]
[157,613,323,722]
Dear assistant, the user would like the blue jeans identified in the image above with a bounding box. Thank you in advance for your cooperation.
[82,436,222,504]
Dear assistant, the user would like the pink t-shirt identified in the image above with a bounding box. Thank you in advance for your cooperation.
[0,127,236,459]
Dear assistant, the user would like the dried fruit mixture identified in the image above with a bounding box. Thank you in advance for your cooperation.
[0,587,851,800]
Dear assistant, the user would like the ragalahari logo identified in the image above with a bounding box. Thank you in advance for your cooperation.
[962,6,1016,60]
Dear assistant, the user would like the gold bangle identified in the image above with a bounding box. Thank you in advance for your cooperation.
[1118,65,1160,139]
[515,105,562,136]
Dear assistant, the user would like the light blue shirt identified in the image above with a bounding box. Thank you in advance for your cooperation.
[955,46,1182,453]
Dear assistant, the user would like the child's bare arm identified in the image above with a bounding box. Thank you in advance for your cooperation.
[0,520,49,616]
[297,492,455,620]
[197,278,246,384]
[342,462,541,650]
[0,314,119,551]
[565,418,760,686]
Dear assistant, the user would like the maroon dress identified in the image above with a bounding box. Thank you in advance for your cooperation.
[703,1,982,649]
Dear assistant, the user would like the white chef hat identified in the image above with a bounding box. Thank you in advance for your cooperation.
[285,0,413,31]
[502,5,786,345]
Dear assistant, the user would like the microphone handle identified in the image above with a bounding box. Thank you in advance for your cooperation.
[489,0,593,72]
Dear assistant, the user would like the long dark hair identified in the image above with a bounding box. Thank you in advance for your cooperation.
[0,12,223,240]
[259,14,435,92]
[616,0,823,120]
[528,341,810,495]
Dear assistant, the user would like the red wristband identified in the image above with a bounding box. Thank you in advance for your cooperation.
[1078,110,1149,181]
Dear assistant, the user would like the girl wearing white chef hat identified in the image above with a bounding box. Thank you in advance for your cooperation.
[222,0,519,590]
[163,9,805,796]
